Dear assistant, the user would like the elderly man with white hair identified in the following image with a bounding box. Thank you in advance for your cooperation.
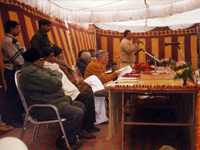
[76,51,91,77]
[84,50,122,124]
[84,50,121,84]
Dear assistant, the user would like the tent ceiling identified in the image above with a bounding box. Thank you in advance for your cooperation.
[17,0,200,31]
[49,0,182,11]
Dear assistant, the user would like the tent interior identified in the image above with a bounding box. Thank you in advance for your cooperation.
[0,0,200,117]
[0,1,199,102]
[0,0,200,149]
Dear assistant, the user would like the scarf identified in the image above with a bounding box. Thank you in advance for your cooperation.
[94,57,105,74]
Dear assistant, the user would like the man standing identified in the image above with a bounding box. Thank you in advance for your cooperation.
[119,30,141,69]
[20,48,84,149]
[30,19,51,49]
[1,20,25,127]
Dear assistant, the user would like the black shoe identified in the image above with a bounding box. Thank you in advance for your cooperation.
[6,120,23,128]
[70,143,82,149]
[73,140,82,146]
[88,126,100,132]
[56,139,81,149]
[79,130,96,139]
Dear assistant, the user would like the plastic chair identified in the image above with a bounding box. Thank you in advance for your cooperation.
[14,70,71,150]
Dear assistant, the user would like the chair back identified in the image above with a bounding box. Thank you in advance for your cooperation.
[14,71,70,150]
[74,65,82,77]
[14,70,29,114]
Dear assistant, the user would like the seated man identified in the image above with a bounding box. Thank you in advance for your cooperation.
[111,62,118,73]
[88,49,96,61]
[53,47,108,124]
[76,51,92,77]
[84,50,121,84]
[20,48,84,149]
[41,47,99,136]
[78,50,87,58]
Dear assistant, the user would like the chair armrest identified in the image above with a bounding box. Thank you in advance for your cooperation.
[93,89,109,97]
[28,104,63,122]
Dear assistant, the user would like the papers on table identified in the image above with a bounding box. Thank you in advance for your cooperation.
[117,66,132,77]
[117,77,138,82]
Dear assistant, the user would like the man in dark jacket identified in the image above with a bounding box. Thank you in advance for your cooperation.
[20,47,85,149]
[30,19,51,49]
[76,51,92,77]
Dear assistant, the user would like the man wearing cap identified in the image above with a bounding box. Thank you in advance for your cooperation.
[41,47,100,138]
[20,47,85,149]
[30,19,51,49]
[1,20,25,127]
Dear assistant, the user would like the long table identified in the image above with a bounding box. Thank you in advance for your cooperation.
[106,72,198,150]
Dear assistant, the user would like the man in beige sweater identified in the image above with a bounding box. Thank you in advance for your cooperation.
[119,30,141,69]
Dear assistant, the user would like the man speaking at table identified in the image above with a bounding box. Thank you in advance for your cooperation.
[119,30,141,69]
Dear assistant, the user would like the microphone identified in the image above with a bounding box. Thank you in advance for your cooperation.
[134,49,143,55]
[164,42,184,46]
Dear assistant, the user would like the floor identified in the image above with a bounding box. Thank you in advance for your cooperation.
[0,107,191,150]
[0,91,192,150]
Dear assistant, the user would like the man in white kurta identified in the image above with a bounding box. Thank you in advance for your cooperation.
[52,48,108,124]
[84,75,108,124]
[43,47,108,125]
[41,47,99,139]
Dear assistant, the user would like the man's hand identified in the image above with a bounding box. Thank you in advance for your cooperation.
[136,40,142,45]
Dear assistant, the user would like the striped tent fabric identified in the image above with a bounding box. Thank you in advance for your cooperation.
[0,0,200,149]
[68,23,95,59]
[0,0,77,88]
[95,25,198,69]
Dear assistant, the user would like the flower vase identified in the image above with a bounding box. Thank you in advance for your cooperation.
[164,64,167,71]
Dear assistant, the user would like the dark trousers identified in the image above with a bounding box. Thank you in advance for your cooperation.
[60,101,85,143]
[75,91,96,130]
[4,68,24,122]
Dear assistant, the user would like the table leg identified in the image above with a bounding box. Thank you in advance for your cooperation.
[122,92,124,150]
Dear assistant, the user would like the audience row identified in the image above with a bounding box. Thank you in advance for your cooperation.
[1,19,120,149]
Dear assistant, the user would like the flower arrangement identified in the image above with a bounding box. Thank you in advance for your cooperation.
[160,57,172,67]
[174,62,194,85]
[176,61,187,70]
[170,60,177,70]
[133,62,154,72]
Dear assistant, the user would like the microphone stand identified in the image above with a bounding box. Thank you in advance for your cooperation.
[138,45,160,74]
[142,51,160,63]
[177,45,187,66]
